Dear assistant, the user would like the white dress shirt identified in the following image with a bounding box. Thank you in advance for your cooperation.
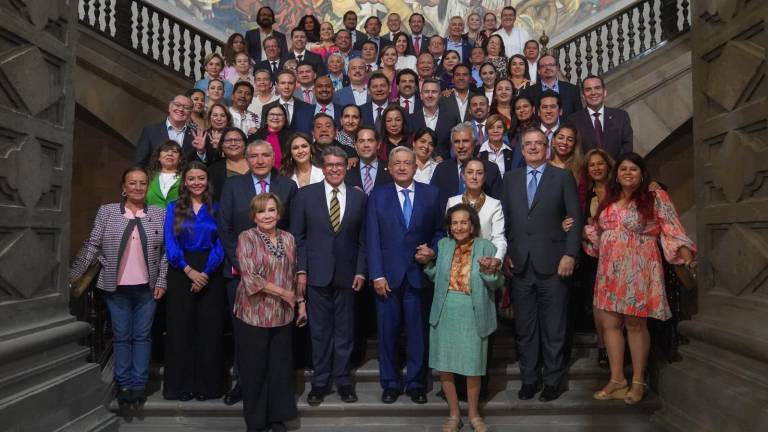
[399,96,416,114]
[291,165,325,188]
[493,27,531,57]
[229,107,259,135]
[324,180,347,224]
[352,85,368,105]
[414,159,438,184]
[455,91,469,122]
[280,97,294,123]
[395,55,417,71]
[588,105,605,129]
[479,140,513,177]
[528,60,538,83]
[424,108,439,130]
[446,195,507,260]
[395,182,416,210]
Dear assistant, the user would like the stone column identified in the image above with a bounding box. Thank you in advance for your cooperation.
[655,1,768,431]
[0,1,116,430]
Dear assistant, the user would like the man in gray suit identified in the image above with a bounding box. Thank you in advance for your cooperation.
[500,128,582,402]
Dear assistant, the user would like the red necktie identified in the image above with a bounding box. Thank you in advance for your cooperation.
[404,98,410,113]
[413,36,420,55]
[321,105,327,113]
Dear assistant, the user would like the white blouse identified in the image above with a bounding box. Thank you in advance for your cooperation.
[395,55,417,71]
[446,195,507,260]
[414,159,438,184]
[291,165,325,188]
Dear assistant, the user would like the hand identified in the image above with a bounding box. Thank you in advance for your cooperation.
[503,255,514,277]
[434,155,444,164]
[247,127,258,135]
[557,255,576,278]
[187,268,209,290]
[373,278,391,298]
[583,225,599,244]
[153,287,165,299]
[562,217,574,233]
[352,275,366,292]
[281,289,296,307]
[191,128,206,151]
[414,244,435,264]
[347,157,359,169]
[648,181,661,192]
[209,130,222,149]
[296,273,307,298]
[478,257,501,274]
[296,303,308,327]
[441,88,455,98]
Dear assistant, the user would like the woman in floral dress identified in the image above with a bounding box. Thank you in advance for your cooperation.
[584,153,696,405]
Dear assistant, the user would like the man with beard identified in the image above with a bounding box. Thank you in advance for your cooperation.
[343,10,367,47]
[245,6,287,61]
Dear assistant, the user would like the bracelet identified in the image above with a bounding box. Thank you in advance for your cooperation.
[296,298,306,304]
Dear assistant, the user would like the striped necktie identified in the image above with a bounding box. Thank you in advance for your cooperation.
[330,188,341,232]
[363,165,374,195]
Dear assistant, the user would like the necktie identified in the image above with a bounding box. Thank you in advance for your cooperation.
[403,98,411,113]
[366,64,373,74]
[303,89,312,103]
[320,105,327,113]
[413,36,420,55]
[259,179,267,194]
[363,165,373,195]
[283,102,291,123]
[297,54,304,62]
[330,188,341,232]
[458,164,466,193]
[271,61,277,73]
[593,112,604,149]
[401,189,413,228]
[527,169,539,208]
[477,123,485,144]
[375,106,383,130]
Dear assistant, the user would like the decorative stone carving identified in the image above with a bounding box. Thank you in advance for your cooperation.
[0,46,60,115]
[712,130,759,203]
[710,225,768,296]
[0,135,52,208]
[0,228,57,299]
[703,40,765,112]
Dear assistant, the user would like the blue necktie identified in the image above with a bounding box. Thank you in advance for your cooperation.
[401,189,413,228]
[458,164,466,194]
[527,169,539,208]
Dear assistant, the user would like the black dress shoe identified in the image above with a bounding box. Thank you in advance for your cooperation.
[223,384,242,405]
[518,382,541,400]
[131,389,147,404]
[406,389,428,404]
[116,387,131,405]
[338,385,358,403]
[539,385,564,402]
[195,394,210,401]
[307,387,329,406]
[381,388,400,404]
[269,422,287,432]
[178,392,195,402]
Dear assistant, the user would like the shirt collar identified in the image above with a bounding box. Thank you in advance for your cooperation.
[395,182,415,193]
[587,106,605,117]
[373,101,388,110]
[363,159,379,170]
[324,180,346,195]
[540,122,560,133]
[252,172,272,184]
[541,80,560,92]
[293,50,306,57]
[527,163,546,175]
[122,206,146,219]
[479,141,512,152]
[166,118,186,132]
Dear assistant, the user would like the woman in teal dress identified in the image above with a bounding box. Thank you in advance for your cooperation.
[145,140,185,208]
[420,203,504,432]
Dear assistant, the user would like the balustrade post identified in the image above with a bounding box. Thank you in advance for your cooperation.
[114,0,133,47]
[660,0,681,41]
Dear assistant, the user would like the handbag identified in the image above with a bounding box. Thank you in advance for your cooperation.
[70,262,101,298]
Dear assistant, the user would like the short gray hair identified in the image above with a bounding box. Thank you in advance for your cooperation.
[321,145,348,164]
[246,139,274,157]
[389,145,416,162]
[451,122,476,145]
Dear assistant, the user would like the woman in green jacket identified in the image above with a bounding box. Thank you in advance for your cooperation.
[419,203,504,432]
[145,140,185,208]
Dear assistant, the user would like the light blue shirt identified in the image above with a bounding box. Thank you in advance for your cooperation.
[526,163,546,186]
[314,103,335,118]
[446,38,464,62]
[541,79,560,93]
[252,172,272,194]
[165,119,187,147]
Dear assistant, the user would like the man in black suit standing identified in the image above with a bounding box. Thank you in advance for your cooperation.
[217,139,298,405]
[253,36,285,83]
[500,128,582,403]
[407,13,429,56]
[346,127,392,194]
[291,146,367,406]
[438,64,476,123]
[313,75,344,126]
[343,10,367,48]
[430,122,502,204]
[444,16,473,65]
[522,54,582,116]
[354,16,392,52]
[409,78,459,159]
[396,69,420,116]
[284,28,326,75]
[245,6,287,61]
[311,113,357,160]
[568,75,633,159]
[261,70,314,134]
[134,94,208,166]
[360,73,392,131]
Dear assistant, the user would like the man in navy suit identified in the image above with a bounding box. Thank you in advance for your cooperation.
[284,28,326,75]
[367,146,445,404]
[342,10,367,47]
[253,36,285,83]
[354,16,392,51]
[245,6,287,61]
[260,70,314,134]
[568,75,633,159]
[135,94,210,166]
[313,75,343,126]
[360,73,392,131]
[335,29,361,71]
[408,13,429,56]
[291,146,367,406]
[346,127,392,194]
[335,58,369,107]
[217,139,298,405]
[396,69,420,116]
[445,16,473,65]
[522,54,582,117]
[408,79,460,159]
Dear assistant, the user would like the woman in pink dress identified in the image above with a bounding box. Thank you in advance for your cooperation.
[584,153,696,405]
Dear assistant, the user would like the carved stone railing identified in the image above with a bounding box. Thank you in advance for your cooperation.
[78,0,224,82]
[551,0,691,84]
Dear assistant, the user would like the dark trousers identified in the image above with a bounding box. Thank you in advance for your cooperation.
[376,280,426,392]
[235,319,297,431]
[307,284,354,390]
[226,277,240,379]
[163,252,226,398]
[511,262,570,388]
[351,280,376,366]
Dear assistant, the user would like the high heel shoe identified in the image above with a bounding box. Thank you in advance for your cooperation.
[624,381,646,405]
[593,379,628,400]
[441,416,463,432]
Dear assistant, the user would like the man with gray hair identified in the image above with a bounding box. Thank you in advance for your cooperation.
[217,139,297,405]
[367,145,444,405]
[430,122,503,204]
[290,145,368,407]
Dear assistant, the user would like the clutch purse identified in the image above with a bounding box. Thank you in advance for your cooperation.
[70,262,101,298]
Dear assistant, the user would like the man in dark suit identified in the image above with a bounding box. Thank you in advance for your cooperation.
[500,128,582,403]
[354,16,392,52]
[335,58,369,107]
[444,16,473,65]
[245,6,287,61]
[438,64,477,123]
[312,113,357,160]
[360,73,392,131]
[415,52,437,92]
[216,139,298,405]
[284,28,326,75]
[396,69,420,116]
[382,12,405,42]
[468,93,490,144]
[343,10,367,48]
[335,29,361,71]
[313,75,343,126]
[522,54,582,117]
[367,146,444,405]
[261,70,314,134]
[134,94,209,166]
[253,36,285,83]
[291,146,367,407]
[568,75,633,159]
[409,78,459,159]
[430,122,503,204]
[407,13,429,56]
[346,127,392,193]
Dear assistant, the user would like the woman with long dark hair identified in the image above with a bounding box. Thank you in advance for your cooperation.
[507,54,532,96]
[489,78,514,129]
[163,161,226,401]
[299,14,321,44]
[279,132,324,187]
[393,32,417,71]
[482,34,507,79]
[585,153,696,404]
[507,95,539,152]
[378,105,411,161]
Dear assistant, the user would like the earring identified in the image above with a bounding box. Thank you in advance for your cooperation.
[121,191,127,197]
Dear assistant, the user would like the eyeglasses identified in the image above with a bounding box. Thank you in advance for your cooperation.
[223,138,244,144]
[524,141,547,147]
[539,63,557,68]
[323,162,346,169]
[268,113,285,118]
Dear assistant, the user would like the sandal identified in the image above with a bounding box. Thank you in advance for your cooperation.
[593,379,629,400]
[470,416,489,432]
[624,381,646,405]
[441,416,463,432]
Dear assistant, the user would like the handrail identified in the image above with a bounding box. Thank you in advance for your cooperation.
[78,0,224,82]
[550,0,690,85]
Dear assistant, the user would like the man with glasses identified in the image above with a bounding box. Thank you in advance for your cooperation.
[522,54,582,117]
[135,94,206,166]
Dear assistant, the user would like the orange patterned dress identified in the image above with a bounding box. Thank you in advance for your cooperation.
[584,190,695,320]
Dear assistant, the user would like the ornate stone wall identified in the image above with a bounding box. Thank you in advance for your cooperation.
[0,1,116,430]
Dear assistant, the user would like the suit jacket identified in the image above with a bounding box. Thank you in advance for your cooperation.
[521,81,583,117]
[367,182,445,289]
[409,34,429,55]
[294,86,316,105]
[408,107,460,159]
[500,164,582,275]
[438,90,477,124]
[345,159,392,191]
[217,171,297,277]
[70,203,168,292]
[254,58,286,83]
[424,237,503,337]
[430,158,503,204]
[245,28,288,62]
[353,35,392,52]
[567,107,633,159]
[134,120,198,167]
[145,173,180,208]
[313,102,344,127]
[359,100,394,129]
[283,50,326,75]
[443,37,473,66]
[260,98,314,134]
[348,29,368,47]
[335,86,369,107]
[476,144,525,174]
[290,182,367,288]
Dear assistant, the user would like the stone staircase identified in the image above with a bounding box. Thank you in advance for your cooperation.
[111,328,663,431]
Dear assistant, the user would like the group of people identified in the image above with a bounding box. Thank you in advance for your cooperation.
[70,6,697,432]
